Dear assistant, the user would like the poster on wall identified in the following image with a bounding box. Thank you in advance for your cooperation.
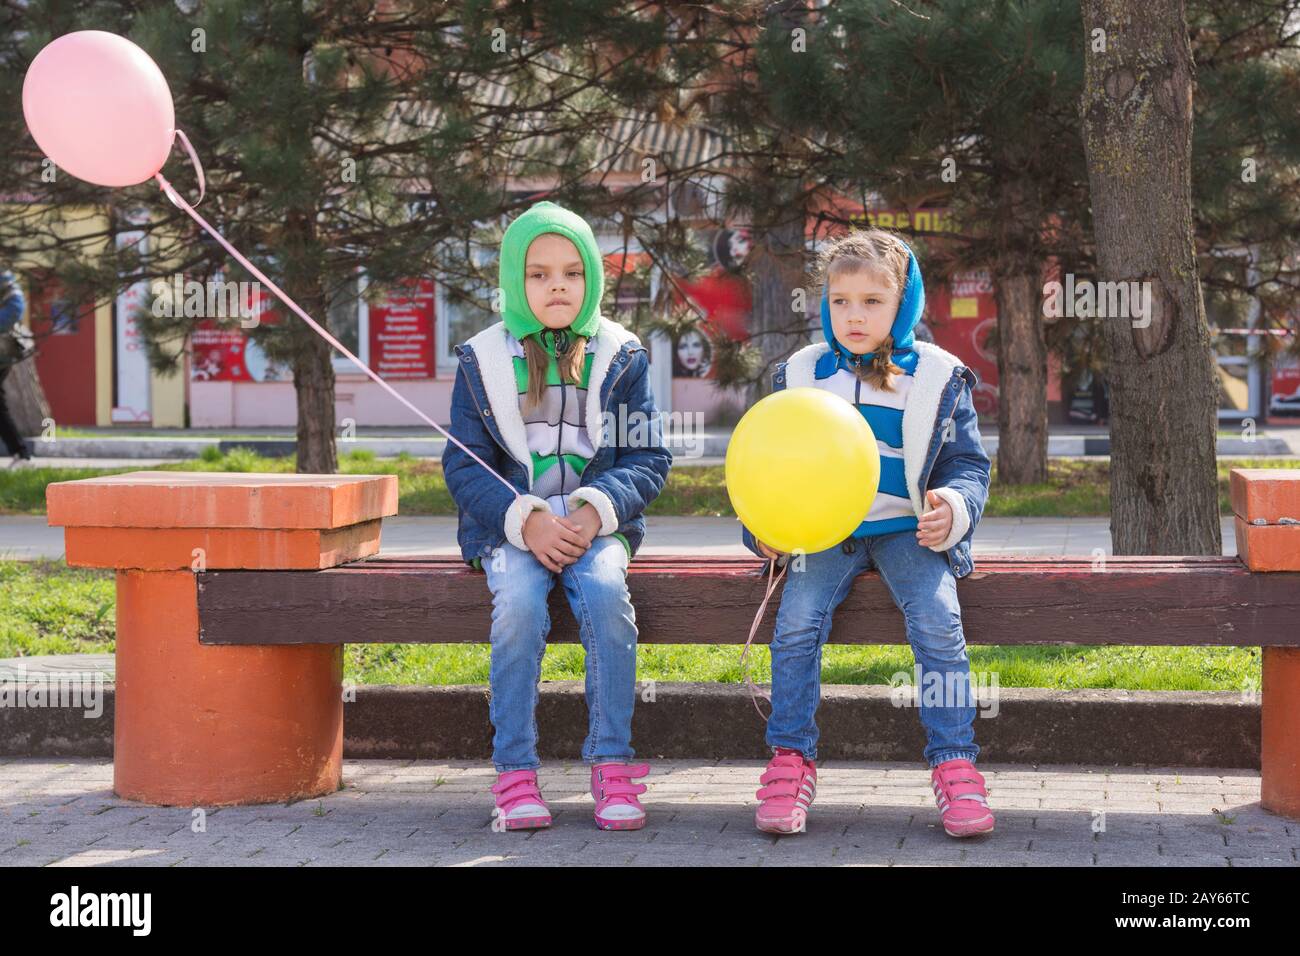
[113,210,153,422]
[190,285,290,382]
[670,225,753,379]
[925,269,1001,419]
[1272,352,1300,417]
[368,278,435,380]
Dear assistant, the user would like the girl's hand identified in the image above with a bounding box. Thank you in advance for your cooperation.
[523,510,588,572]
[567,502,603,546]
[917,489,953,548]
[756,539,785,560]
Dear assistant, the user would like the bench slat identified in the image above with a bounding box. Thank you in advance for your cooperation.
[195,554,1300,648]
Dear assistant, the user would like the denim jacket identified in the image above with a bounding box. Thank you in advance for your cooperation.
[443,316,673,566]
[741,340,992,580]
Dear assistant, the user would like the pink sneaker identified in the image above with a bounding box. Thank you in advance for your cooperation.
[931,758,994,837]
[590,762,650,830]
[755,748,817,834]
[489,769,552,830]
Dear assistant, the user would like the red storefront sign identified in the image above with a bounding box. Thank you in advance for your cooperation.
[1272,351,1300,418]
[927,269,1001,418]
[190,286,289,382]
[368,278,435,380]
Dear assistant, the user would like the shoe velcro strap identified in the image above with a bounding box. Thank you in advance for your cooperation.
[937,775,986,793]
[943,788,988,806]
[935,766,985,787]
[930,770,987,806]
[492,778,544,810]
[496,781,542,802]
[597,780,647,799]
[596,763,649,780]
[759,766,807,786]
[756,780,801,801]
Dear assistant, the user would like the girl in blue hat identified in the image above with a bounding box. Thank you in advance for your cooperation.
[741,228,995,839]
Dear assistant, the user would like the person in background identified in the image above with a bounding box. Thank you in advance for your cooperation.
[0,269,33,463]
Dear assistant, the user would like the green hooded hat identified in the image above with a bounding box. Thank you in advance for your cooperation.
[498,200,604,340]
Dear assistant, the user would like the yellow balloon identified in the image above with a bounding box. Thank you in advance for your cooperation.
[726,387,880,555]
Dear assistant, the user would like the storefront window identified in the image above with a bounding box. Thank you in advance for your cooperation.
[328,268,367,371]
[436,244,498,372]
[1205,252,1264,419]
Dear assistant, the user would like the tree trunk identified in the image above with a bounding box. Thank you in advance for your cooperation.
[1080,0,1221,555]
[282,6,336,476]
[746,208,809,403]
[742,0,815,403]
[992,263,1049,484]
[2,356,51,437]
[293,325,337,474]
[986,162,1050,485]
[284,207,336,474]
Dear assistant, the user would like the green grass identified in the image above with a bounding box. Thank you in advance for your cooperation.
[3,450,1296,518]
[344,642,1260,691]
[0,560,116,657]
[979,458,1300,518]
[0,559,1263,693]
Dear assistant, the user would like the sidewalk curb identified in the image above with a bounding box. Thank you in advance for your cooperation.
[25,435,1297,459]
[0,682,1259,767]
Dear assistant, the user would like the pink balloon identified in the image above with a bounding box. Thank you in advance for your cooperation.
[22,30,175,188]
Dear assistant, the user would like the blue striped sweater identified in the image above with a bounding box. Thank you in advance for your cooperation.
[812,347,921,537]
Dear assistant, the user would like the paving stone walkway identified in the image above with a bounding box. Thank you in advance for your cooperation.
[0,759,1294,867]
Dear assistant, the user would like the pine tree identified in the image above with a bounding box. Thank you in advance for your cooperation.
[766,0,1095,485]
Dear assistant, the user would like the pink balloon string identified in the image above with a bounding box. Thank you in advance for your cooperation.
[152,131,521,503]
[739,556,788,721]
[171,129,205,206]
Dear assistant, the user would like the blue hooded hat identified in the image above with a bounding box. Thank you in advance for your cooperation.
[816,240,925,378]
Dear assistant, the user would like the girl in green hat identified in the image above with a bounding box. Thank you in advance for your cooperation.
[443,201,673,831]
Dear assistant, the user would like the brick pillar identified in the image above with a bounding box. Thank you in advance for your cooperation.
[1230,467,1300,819]
[47,471,397,807]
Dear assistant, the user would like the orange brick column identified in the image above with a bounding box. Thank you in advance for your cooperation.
[47,472,398,807]
[1231,468,1300,819]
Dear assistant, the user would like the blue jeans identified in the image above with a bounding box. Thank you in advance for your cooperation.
[767,530,980,767]
[482,536,638,772]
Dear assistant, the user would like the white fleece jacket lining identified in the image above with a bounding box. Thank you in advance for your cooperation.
[464,316,641,489]
[503,494,551,551]
[568,485,619,535]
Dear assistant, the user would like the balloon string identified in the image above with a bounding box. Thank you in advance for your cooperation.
[152,162,521,503]
[172,129,205,206]
[740,556,787,722]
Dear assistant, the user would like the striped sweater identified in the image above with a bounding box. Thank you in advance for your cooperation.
[812,347,921,537]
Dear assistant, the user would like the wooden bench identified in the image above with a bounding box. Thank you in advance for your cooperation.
[46,468,1300,817]
[195,554,1300,648]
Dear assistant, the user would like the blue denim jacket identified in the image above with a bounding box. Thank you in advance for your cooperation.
[741,340,992,580]
[443,317,673,566]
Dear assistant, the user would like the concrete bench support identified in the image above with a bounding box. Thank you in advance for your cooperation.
[47,472,398,806]
[1231,468,1300,818]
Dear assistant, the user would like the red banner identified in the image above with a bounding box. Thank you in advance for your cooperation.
[190,286,289,382]
[1272,352,1300,418]
[927,269,1001,418]
[368,278,435,380]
